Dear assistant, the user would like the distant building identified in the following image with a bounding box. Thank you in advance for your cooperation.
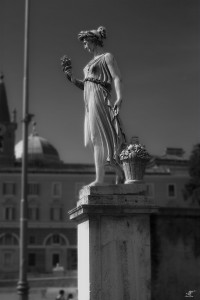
[145,147,189,208]
[0,74,190,281]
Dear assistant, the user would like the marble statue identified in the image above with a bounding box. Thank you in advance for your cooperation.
[61,26,126,186]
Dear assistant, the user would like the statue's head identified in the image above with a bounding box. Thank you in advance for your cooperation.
[78,26,106,47]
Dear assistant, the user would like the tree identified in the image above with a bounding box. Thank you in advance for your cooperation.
[183,144,200,204]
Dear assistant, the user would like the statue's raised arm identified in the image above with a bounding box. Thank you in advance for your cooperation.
[61,55,84,90]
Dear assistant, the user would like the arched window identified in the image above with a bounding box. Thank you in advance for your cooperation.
[0,233,18,245]
[44,233,68,246]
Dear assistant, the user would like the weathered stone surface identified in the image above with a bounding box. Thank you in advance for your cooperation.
[77,194,149,207]
[79,183,146,198]
[69,183,156,300]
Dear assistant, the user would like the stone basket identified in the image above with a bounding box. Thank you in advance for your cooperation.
[122,158,147,184]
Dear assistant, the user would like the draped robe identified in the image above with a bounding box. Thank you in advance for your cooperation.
[83,53,126,166]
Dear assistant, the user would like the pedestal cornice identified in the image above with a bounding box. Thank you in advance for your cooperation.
[69,183,158,222]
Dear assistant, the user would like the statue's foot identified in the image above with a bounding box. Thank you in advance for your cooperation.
[88,180,104,187]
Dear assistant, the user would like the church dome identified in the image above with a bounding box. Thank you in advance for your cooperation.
[15,123,61,165]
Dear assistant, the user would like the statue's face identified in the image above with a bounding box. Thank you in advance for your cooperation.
[83,39,95,53]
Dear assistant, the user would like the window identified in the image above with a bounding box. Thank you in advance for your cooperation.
[146,183,155,198]
[28,207,39,221]
[29,235,36,245]
[53,234,60,244]
[0,234,18,245]
[28,183,40,196]
[167,184,176,198]
[46,234,66,246]
[3,182,16,195]
[52,182,62,197]
[3,252,13,267]
[4,207,16,221]
[0,136,4,152]
[50,207,62,221]
[67,249,77,270]
[52,253,60,267]
[28,253,36,267]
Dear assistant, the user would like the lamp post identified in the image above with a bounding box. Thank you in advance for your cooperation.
[17,0,32,299]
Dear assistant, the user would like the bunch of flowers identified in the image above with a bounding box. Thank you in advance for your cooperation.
[60,55,72,82]
[60,55,72,72]
[120,139,150,162]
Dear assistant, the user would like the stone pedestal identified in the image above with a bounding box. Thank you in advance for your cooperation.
[69,183,157,300]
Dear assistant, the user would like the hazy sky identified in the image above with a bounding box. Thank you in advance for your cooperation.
[0,0,199,163]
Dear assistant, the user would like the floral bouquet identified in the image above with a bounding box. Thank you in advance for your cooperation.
[120,137,150,183]
[60,55,72,81]
[60,55,72,71]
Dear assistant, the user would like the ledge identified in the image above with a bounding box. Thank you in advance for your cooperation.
[69,183,157,222]
[79,183,146,198]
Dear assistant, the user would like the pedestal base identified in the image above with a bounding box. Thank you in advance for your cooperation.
[69,184,157,300]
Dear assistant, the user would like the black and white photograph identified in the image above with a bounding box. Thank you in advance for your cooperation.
[0,0,199,299]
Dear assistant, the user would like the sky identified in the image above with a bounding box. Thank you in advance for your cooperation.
[0,0,199,163]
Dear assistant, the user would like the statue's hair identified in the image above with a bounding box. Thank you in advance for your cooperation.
[78,26,107,47]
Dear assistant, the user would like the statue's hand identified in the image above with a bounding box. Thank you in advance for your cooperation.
[113,99,122,116]
[64,68,74,82]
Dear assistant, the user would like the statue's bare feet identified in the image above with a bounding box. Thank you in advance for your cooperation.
[88,180,103,187]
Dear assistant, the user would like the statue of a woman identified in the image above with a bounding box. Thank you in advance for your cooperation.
[61,26,126,186]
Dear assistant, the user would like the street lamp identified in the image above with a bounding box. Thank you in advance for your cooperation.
[17,0,33,299]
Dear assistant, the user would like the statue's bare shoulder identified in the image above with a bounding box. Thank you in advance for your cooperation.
[104,52,121,80]
[104,52,115,64]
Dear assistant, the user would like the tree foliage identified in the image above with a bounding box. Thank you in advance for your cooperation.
[184,144,200,203]
[188,144,200,178]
